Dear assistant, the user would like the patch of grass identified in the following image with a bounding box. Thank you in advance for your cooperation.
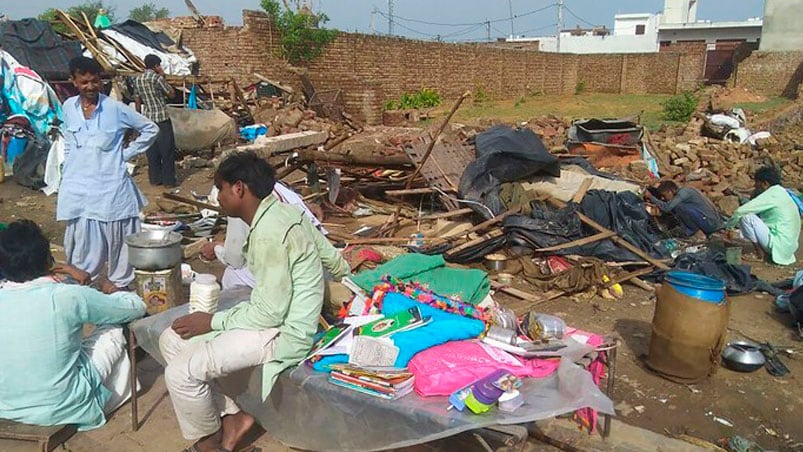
[451,93,675,130]
[733,96,791,115]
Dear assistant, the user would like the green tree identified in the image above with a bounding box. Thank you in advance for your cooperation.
[38,1,116,31]
[129,2,170,23]
[260,0,339,63]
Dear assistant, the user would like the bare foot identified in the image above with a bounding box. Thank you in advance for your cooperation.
[192,429,223,452]
[221,411,255,451]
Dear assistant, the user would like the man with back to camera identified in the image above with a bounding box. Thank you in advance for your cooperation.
[58,57,158,293]
[134,54,177,187]
[645,180,723,239]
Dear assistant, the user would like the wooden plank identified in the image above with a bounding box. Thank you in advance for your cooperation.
[385,187,437,196]
[533,231,616,253]
[444,228,504,257]
[253,72,294,94]
[162,192,220,212]
[490,281,565,305]
[435,209,518,244]
[419,208,473,220]
[576,212,671,270]
[571,178,593,203]
[604,266,654,288]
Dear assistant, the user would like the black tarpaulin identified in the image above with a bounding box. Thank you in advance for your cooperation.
[0,19,82,79]
[459,125,560,219]
[109,20,174,51]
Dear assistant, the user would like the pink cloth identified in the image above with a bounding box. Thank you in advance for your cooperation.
[409,328,603,397]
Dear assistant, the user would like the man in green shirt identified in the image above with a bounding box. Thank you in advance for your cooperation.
[726,166,800,265]
[159,151,349,452]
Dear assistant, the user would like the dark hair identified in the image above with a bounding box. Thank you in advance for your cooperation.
[144,54,161,69]
[755,166,781,186]
[656,180,679,195]
[214,151,276,199]
[0,220,54,282]
[69,56,102,77]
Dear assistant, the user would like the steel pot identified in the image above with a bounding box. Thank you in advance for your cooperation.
[721,340,766,373]
[484,254,509,272]
[124,230,183,270]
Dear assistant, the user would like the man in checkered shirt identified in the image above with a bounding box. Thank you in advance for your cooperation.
[134,54,177,186]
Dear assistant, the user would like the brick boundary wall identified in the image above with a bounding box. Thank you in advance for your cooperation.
[733,51,803,99]
[182,10,703,124]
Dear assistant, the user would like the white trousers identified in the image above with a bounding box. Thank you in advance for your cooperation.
[83,325,137,414]
[221,266,256,291]
[159,328,279,440]
[739,214,771,251]
[64,217,140,288]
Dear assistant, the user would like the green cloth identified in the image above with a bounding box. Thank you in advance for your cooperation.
[351,253,490,305]
[210,195,350,400]
[0,223,6,231]
[726,185,801,266]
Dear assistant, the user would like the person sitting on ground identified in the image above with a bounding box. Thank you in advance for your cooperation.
[645,180,723,239]
[0,220,146,430]
[200,180,327,290]
[726,166,801,265]
[159,151,350,452]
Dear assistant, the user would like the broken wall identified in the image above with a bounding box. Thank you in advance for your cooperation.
[733,51,803,99]
[182,10,703,124]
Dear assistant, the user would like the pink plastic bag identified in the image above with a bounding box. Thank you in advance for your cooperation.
[409,329,603,397]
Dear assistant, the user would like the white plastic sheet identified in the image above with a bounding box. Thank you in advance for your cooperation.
[132,289,615,451]
[42,134,64,196]
[82,29,197,76]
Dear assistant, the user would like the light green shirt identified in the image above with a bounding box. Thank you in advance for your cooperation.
[726,185,801,265]
[0,279,146,430]
[210,195,350,399]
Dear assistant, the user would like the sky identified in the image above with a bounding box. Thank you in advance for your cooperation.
[4,0,765,42]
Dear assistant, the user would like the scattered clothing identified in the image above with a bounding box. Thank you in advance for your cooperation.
[57,94,158,286]
[726,185,800,266]
[673,250,782,296]
[350,253,490,305]
[0,277,145,430]
[520,256,608,295]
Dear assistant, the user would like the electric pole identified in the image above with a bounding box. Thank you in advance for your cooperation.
[557,0,564,52]
[388,0,394,35]
[371,6,376,34]
[508,0,514,38]
[486,20,491,41]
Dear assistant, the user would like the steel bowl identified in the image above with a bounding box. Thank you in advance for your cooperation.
[124,230,184,271]
[721,340,766,373]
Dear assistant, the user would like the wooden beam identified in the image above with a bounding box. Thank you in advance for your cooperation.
[576,212,671,270]
[385,187,437,196]
[419,208,473,220]
[296,149,412,169]
[533,231,616,253]
[434,209,518,244]
[444,228,504,258]
[161,192,220,212]
[490,281,564,305]
[571,178,593,203]
[253,72,294,94]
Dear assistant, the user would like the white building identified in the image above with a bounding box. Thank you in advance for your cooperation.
[505,0,761,54]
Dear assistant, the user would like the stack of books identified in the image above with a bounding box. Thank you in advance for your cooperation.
[328,364,415,400]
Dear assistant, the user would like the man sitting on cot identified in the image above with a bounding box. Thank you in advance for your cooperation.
[0,220,146,430]
[159,151,349,452]
[726,166,800,265]
[646,180,723,239]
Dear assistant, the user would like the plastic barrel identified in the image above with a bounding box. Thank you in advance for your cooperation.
[665,271,726,303]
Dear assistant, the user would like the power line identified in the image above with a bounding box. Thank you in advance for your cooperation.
[563,4,596,28]
[373,3,557,28]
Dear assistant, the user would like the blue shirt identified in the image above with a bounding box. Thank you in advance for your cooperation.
[0,278,146,430]
[57,94,158,222]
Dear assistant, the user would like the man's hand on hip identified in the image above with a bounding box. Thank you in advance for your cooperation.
[172,312,213,339]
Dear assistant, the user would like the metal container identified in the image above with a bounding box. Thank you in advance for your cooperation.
[125,230,183,270]
[721,340,766,373]
[484,253,509,272]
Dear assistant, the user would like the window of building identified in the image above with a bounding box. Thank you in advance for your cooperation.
[635,24,646,35]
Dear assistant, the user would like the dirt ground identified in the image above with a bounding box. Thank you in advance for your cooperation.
[1,149,802,451]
